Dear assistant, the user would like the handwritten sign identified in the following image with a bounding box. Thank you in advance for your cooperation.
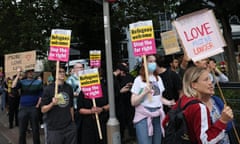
[173,9,226,61]
[79,68,102,99]
[48,29,72,62]
[129,20,157,56]
[4,50,36,78]
[90,50,101,68]
[161,30,180,55]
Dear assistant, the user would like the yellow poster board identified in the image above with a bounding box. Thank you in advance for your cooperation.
[161,30,180,55]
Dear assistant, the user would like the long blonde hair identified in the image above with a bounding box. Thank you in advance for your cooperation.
[182,67,206,98]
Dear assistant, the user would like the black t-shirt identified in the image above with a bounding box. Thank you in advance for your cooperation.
[41,83,73,130]
[159,69,182,101]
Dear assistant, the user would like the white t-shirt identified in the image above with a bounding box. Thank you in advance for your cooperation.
[131,75,165,108]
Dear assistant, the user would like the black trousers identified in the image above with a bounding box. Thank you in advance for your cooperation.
[18,106,40,144]
[8,96,19,127]
[47,122,77,144]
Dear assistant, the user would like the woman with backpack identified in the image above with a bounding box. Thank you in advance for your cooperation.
[163,67,233,144]
[130,54,175,144]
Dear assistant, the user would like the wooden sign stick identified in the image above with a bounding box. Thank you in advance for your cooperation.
[143,55,152,101]
[92,98,103,140]
[54,61,60,97]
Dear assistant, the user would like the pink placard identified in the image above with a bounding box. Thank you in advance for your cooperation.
[81,84,103,99]
[132,38,156,56]
[48,46,70,62]
[90,60,101,68]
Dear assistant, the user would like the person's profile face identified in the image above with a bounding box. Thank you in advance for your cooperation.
[74,63,84,73]
[192,70,214,96]
[208,60,216,69]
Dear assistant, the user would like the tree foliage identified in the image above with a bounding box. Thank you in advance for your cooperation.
[0,0,63,57]
[0,0,239,81]
[111,0,165,29]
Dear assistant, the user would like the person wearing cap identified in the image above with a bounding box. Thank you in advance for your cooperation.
[12,68,43,144]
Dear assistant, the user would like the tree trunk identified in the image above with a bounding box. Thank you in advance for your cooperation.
[220,15,239,81]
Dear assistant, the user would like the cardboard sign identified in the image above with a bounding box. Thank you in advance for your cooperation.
[161,30,180,55]
[173,9,226,61]
[4,50,36,78]
[129,20,157,56]
[79,68,102,99]
[48,29,72,62]
[90,50,101,68]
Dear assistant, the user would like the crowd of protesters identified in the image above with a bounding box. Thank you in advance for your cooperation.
[0,53,236,144]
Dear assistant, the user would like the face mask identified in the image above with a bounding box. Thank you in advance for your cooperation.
[148,62,157,72]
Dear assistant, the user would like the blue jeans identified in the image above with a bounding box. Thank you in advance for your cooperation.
[18,106,40,144]
[135,107,162,144]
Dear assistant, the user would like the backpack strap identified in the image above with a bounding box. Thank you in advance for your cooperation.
[180,99,201,111]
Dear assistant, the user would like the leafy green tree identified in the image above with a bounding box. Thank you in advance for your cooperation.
[0,0,63,56]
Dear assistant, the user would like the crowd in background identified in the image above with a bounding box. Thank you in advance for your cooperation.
[0,53,235,144]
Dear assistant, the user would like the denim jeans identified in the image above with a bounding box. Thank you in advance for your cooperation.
[18,106,40,144]
[135,107,162,144]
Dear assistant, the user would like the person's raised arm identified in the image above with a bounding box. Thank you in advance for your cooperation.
[11,68,21,88]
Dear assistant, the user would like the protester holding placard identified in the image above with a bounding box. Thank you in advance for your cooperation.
[163,67,233,144]
[41,66,77,144]
[179,53,208,80]
[130,54,175,144]
[78,67,109,144]
[12,68,43,144]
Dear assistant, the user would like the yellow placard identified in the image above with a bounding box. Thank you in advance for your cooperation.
[161,30,180,55]
[130,26,154,41]
[50,34,71,48]
[79,73,100,87]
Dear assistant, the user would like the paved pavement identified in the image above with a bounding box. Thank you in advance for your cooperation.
[0,110,45,144]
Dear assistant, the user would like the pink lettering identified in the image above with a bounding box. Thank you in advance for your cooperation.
[184,22,213,42]
[193,42,213,55]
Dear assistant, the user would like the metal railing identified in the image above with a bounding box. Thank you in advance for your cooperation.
[216,82,240,144]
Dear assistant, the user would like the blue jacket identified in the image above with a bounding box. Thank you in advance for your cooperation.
[212,95,233,132]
